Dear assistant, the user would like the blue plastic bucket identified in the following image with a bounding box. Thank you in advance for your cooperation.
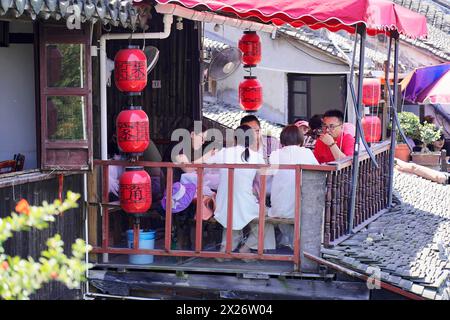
[126,229,156,264]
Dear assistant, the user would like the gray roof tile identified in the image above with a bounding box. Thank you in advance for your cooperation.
[399,279,414,290]
[0,0,140,29]
[202,100,284,139]
[411,284,425,295]
[422,288,437,300]
[323,171,450,300]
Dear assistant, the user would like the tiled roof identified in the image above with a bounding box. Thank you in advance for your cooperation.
[278,27,348,63]
[323,171,450,300]
[278,19,450,72]
[0,0,142,29]
[392,0,449,33]
[203,99,284,138]
[400,24,450,61]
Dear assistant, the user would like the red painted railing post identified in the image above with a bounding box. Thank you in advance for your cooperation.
[257,173,267,257]
[293,167,302,271]
[225,168,234,255]
[133,222,140,251]
[195,168,204,253]
[102,165,110,251]
[164,167,173,251]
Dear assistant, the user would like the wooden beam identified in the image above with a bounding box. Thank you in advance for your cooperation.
[89,270,370,300]
[9,33,34,44]
[0,21,9,47]
[303,252,426,300]
[87,166,99,262]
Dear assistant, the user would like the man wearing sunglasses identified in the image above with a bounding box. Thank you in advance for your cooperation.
[313,109,355,164]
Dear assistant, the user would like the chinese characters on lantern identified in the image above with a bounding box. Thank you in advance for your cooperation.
[116,61,146,82]
[114,46,148,94]
[118,121,149,143]
[120,183,151,205]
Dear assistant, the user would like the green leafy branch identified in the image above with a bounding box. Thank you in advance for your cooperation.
[0,191,92,300]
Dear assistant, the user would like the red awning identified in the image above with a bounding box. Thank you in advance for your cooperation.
[153,0,427,38]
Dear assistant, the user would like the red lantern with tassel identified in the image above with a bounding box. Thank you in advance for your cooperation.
[119,167,152,214]
[239,76,263,112]
[238,31,261,67]
[114,46,147,94]
[116,106,150,156]
[362,78,381,106]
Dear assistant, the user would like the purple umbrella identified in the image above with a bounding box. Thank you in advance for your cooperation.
[401,63,450,104]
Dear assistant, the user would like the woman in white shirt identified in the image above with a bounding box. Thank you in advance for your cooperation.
[268,125,319,248]
[206,125,275,256]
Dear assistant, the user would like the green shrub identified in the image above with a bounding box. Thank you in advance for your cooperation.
[396,112,421,141]
[0,191,92,300]
[419,122,442,152]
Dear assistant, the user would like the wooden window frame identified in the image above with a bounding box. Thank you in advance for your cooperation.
[39,23,92,171]
[288,74,311,123]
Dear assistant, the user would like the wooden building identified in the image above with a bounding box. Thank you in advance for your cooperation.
[0,0,201,299]
[0,0,429,300]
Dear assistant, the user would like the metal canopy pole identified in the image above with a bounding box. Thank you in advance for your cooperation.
[387,31,400,206]
[347,31,378,168]
[347,24,366,233]
[384,34,410,150]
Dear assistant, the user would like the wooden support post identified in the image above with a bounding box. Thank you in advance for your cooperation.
[257,173,267,257]
[195,168,204,253]
[293,168,302,271]
[102,165,110,262]
[225,168,234,254]
[164,168,173,252]
[382,60,389,141]
[87,166,99,262]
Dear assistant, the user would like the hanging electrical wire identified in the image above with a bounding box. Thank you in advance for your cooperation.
[281,32,347,66]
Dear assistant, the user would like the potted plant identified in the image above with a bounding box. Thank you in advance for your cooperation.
[411,122,443,168]
[393,112,420,162]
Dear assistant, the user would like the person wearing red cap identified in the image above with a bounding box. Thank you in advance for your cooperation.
[293,119,310,136]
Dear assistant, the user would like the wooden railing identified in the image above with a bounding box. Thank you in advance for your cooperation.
[323,140,391,246]
[89,160,335,271]
[88,140,391,270]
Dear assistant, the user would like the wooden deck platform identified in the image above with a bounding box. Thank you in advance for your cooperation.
[93,250,313,277]
[88,268,369,300]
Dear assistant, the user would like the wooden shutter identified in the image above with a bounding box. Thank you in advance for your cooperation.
[39,24,92,171]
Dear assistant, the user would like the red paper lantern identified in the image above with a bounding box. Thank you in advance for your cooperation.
[116,106,150,155]
[361,115,382,143]
[238,31,261,67]
[114,46,147,94]
[120,167,152,214]
[239,76,263,112]
[362,78,381,106]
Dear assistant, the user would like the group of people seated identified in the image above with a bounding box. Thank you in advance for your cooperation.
[108,109,357,256]
[161,109,356,256]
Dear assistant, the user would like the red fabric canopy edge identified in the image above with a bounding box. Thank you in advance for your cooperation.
[152,0,428,39]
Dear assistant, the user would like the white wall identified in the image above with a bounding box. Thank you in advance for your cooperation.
[0,20,37,169]
[204,23,349,125]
